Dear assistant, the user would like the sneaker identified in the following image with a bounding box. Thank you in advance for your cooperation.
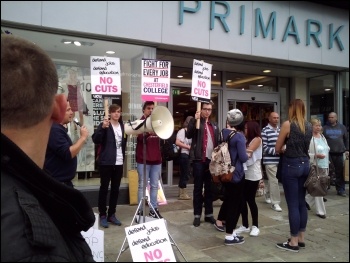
[250,226,260,236]
[214,221,225,232]
[235,235,245,241]
[149,208,163,219]
[276,241,299,252]
[271,204,282,212]
[204,216,216,224]
[264,193,271,204]
[100,215,109,228]
[234,225,250,234]
[288,238,305,248]
[224,236,245,246]
[108,214,121,226]
[337,191,347,197]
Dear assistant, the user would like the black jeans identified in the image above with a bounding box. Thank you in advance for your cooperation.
[178,153,190,188]
[330,153,345,193]
[98,165,123,217]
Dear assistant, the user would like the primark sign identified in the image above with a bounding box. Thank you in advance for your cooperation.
[179,1,346,51]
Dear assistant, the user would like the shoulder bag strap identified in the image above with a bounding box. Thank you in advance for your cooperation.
[313,137,319,176]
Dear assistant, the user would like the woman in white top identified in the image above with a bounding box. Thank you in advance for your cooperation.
[305,118,329,219]
[175,116,193,200]
[235,121,263,237]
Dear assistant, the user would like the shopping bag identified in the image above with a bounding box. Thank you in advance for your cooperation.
[128,170,139,205]
[145,179,167,206]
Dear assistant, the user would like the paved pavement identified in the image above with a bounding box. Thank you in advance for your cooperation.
[95,183,349,262]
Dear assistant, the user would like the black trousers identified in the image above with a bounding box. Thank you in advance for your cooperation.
[330,153,345,193]
[98,165,123,217]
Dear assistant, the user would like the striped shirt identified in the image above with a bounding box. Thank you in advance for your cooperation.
[261,123,280,164]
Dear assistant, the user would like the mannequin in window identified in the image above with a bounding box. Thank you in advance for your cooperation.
[66,68,85,126]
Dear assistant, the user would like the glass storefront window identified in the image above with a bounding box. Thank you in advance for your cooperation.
[226,72,277,92]
[309,75,335,125]
[2,27,155,189]
[340,71,349,132]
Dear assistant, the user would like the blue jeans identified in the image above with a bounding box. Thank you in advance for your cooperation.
[137,163,161,210]
[281,156,309,236]
[192,159,213,217]
[179,153,190,188]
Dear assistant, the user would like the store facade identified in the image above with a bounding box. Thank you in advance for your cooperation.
[2,1,348,206]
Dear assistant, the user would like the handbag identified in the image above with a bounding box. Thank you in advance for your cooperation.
[276,154,283,183]
[304,137,330,197]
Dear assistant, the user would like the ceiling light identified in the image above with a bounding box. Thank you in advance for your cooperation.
[227,79,232,82]
[263,69,271,73]
[106,51,115,54]
[177,75,183,78]
[61,39,94,46]
[213,73,216,76]
[258,84,263,87]
[325,88,331,91]
[52,58,78,64]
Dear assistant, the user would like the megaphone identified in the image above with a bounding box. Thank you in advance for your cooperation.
[124,106,174,140]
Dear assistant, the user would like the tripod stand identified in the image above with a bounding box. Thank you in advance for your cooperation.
[116,116,187,262]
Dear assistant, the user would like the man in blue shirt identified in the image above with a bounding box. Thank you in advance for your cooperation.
[323,112,349,197]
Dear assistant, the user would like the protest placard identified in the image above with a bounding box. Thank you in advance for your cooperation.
[125,219,176,262]
[141,59,171,102]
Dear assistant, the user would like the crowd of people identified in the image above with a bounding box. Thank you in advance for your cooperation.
[2,34,349,262]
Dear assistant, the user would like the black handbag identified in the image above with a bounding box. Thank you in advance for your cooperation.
[304,137,330,197]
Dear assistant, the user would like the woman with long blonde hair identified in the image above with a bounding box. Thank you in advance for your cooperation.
[275,99,312,252]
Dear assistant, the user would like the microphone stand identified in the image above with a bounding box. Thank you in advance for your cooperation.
[140,116,148,223]
[116,112,187,262]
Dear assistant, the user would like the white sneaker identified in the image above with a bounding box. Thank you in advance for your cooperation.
[271,204,282,212]
[234,225,250,234]
[250,226,260,236]
[264,193,271,204]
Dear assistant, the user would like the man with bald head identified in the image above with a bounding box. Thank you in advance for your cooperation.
[323,112,349,197]
[261,112,283,212]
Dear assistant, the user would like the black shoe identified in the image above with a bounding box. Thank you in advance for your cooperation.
[276,242,299,252]
[214,221,225,232]
[135,210,143,223]
[193,218,200,227]
[149,208,163,219]
[204,216,216,224]
[306,202,311,210]
[323,197,327,202]
[317,214,326,219]
[288,238,305,248]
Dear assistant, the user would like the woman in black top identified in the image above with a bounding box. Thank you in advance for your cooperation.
[275,99,312,253]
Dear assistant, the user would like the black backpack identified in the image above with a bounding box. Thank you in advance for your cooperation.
[161,131,180,161]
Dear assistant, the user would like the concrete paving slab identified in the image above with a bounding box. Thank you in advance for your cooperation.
[97,185,349,262]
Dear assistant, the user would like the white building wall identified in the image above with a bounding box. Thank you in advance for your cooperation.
[1,1,349,68]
